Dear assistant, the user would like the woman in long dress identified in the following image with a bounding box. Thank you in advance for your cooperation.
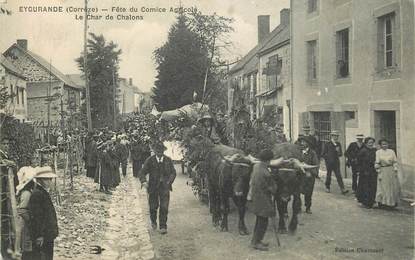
[375,139,400,208]
[356,137,377,208]
[16,168,36,260]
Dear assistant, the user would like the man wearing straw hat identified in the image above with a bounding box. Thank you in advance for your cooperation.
[29,166,59,260]
[322,130,349,195]
[139,140,176,234]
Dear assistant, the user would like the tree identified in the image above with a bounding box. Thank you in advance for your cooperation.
[152,11,234,113]
[153,14,208,111]
[187,11,234,107]
[76,33,122,129]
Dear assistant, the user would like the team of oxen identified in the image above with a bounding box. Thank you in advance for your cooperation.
[157,104,316,237]
[195,143,316,236]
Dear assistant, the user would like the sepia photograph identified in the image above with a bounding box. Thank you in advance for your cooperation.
[0,0,414,259]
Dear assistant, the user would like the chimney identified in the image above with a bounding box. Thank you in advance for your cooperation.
[257,15,270,43]
[17,39,28,51]
[280,8,290,26]
[129,78,132,86]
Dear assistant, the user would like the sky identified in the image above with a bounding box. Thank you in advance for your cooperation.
[0,0,289,92]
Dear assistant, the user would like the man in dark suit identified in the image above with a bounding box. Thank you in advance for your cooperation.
[139,141,176,234]
[250,149,277,251]
[299,137,319,214]
[322,130,349,195]
[302,125,318,152]
[84,133,98,179]
[115,135,129,177]
[345,134,365,193]
[30,167,59,260]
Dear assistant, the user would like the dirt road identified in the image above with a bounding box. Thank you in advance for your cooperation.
[142,165,414,260]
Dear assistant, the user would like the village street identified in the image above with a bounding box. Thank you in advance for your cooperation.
[140,164,413,260]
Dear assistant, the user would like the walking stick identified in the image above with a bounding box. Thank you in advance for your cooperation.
[271,216,281,247]
[272,198,281,247]
[53,152,62,206]
[98,160,101,190]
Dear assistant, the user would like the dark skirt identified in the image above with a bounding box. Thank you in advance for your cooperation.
[94,164,99,184]
[356,172,377,207]
[132,160,142,177]
[86,166,96,178]
[111,163,121,187]
[100,162,113,186]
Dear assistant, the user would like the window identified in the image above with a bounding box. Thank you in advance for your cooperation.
[384,16,393,67]
[377,13,396,69]
[21,89,24,105]
[307,40,318,81]
[262,55,281,91]
[308,0,318,13]
[336,28,349,78]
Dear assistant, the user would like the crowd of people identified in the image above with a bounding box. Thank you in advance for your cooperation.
[83,128,152,194]
[296,125,401,211]
[346,136,401,209]
[12,116,404,256]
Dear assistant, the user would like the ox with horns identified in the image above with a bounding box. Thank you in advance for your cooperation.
[199,142,318,235]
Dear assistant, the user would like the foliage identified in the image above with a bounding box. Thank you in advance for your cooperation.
[0,86,13,111]
[187,11,234,113]
[152,11,234,113]
[0,115,37,167]
[152,14,208,111]
[76,33,122,129]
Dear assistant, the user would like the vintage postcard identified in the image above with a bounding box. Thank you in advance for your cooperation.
[0,0,413,259]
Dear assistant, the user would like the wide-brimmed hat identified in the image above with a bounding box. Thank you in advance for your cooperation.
[198,114,213,124]
[356,134,364,139]
[151,141,166,152]
[330,130,340,136]
[302,125,311,131]
[16,167,36,195]
[258,149,274,161]
[34,166,57,179]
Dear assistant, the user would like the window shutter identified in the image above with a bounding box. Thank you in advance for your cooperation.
[376,18,385,71]
[335,33,341,77]
[314,41,318,80]
[307,43,312,80]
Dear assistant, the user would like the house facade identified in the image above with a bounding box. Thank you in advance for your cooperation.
[118,78,143,115]
[291,0,415,195]
[256,9,290,139]
[228,9,292,139]
[3,40,82,141]
[0,55,27,121]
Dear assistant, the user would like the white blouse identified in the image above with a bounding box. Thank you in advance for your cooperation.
[375,149,398,170]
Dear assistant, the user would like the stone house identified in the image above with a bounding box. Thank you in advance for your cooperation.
[228,9,292,139]
[118,78,142,115]
[291,0,415,195]
[0,54,27,121]
[3,40,82,141]
[256,9,290,139]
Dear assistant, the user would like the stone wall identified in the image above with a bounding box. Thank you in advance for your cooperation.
[4,47,58,82]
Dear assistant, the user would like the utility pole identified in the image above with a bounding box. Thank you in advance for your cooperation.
[112,68,117,130]
[84,0,92,131]
[47,59,52,145]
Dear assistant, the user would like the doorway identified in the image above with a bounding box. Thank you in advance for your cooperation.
[374,111,397,152]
